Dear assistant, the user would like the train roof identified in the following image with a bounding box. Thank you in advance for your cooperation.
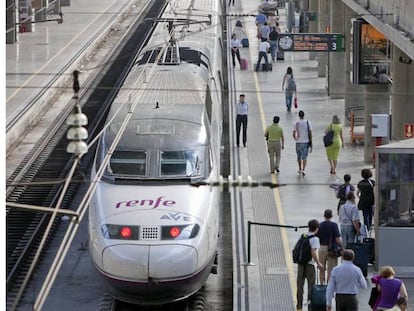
[104,104,210,150]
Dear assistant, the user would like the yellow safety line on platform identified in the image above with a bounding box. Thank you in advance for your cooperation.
[6,1,125,103]
[252,63,297,308]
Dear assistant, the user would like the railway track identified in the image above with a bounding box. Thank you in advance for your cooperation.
[6,1,167,309]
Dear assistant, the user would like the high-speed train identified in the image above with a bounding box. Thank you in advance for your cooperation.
[88,0,224,305]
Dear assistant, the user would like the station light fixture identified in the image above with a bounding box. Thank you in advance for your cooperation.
[66,105,88,155]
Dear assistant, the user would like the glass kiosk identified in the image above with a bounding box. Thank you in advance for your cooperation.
[375,138,414,276]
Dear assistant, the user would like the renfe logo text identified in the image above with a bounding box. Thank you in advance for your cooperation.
[115,196,176,209]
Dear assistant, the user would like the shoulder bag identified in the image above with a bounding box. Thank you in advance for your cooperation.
[323,123,334,147]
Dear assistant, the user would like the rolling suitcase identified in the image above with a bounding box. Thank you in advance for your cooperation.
[241,38,249,47]
[240,58,248,71]
[347,241,369,277]
[261,63,272,71]
[276,50,285,61]
[310,274,326,311]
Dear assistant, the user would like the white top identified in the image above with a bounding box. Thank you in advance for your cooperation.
[230,38,240,49]
[308,233,320,265]
[258,41,270,53]
[293,119,311,143]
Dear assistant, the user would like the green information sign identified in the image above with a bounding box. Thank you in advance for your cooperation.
[278,33,344,52]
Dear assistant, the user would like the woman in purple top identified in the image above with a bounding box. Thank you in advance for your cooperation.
[376,266,408,310]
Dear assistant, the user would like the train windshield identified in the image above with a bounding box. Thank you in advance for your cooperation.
[108,150,147,176]
[160,149,203,177]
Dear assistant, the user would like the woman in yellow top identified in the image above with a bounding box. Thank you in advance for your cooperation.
[325,115,344,175]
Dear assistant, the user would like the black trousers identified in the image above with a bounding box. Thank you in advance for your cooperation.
[236,114,247,146]
[336,294,358,311]
[231,48,241,66]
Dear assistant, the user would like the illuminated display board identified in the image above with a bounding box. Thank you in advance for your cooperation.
[351,19,392,85]
[277,33,344,52]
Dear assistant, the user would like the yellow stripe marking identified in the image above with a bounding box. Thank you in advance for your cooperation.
[252,65,297,308]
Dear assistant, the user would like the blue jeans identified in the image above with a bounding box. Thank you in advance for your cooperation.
[255,51,269,71]
[270,40,277,60]
[285,90,293,110]
[340,224,356,249]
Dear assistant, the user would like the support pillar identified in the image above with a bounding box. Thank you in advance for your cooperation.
[364,85,390,163]
[317,0,329,77]
[308,0,318,60]
[344,6,364,126]
[328,0,345,99]
[391,48,414,140]
[6,0,16,44]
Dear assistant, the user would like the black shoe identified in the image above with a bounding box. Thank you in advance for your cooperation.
[243,143,246,147]
[276,168,280,173]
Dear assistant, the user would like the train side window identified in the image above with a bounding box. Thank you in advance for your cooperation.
[108,150,147,176]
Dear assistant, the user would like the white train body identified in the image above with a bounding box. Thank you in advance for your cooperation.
[88,0,223,305]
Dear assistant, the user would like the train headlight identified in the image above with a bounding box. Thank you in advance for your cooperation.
[101,224,139,240]
[161,224,200,240]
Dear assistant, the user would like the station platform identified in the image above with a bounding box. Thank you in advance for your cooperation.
[5,0,413,310]
[227,1,414,310]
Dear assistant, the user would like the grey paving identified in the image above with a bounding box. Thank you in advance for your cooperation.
[230,1,414,310]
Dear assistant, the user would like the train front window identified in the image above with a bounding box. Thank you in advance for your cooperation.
[108,150,147,176]
[160,150,203,177]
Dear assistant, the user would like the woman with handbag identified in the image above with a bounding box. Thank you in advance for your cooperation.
[324,115,344,175]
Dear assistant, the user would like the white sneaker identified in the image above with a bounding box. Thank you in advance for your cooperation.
[297,170,302,174]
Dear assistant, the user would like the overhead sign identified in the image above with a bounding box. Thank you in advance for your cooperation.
[277,33,344,52]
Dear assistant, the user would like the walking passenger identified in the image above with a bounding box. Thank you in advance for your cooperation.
[357,168,375,231]
[316,209,342,284]
[282,67,297,111]
[259,22,270,42]
[376,266,408,310]
[230,33,241,68]
[324,115,344,175]
[264,116,284,174]
[336,174,355,214]
[326,249,368,311]
[293,110,312,176]
[338,191,360,248]
[296,219,324,311]
[269,26,279,62]
[235,94,248,147]
[255,40,270,72]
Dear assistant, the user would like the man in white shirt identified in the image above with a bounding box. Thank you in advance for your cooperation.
[255,40,270,72]
[326,249,367,310]
[235,94,248,147]
[296,219,324,310]
[293,110,312,176]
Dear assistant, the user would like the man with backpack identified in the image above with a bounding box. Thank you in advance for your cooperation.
[294,219,324,310]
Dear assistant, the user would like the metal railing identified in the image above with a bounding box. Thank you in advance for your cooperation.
[244,220,308,265]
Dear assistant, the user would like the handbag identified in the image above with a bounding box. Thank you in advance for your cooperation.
[294,96,298,108]
[368,286,380,308]
[323,124,334,147]
[328,240,342,258]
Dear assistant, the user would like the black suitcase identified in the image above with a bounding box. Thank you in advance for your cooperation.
[347,242,369,277]
[262,63,272,71]
[363,237,375,264]
[242,38,249,47]
[277,50,285,60]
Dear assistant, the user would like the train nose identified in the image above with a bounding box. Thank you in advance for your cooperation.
[102,244,198,280]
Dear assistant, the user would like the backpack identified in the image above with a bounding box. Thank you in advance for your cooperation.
[287,77,296,92]
[292,234,313,264]
[337,184,354,202]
